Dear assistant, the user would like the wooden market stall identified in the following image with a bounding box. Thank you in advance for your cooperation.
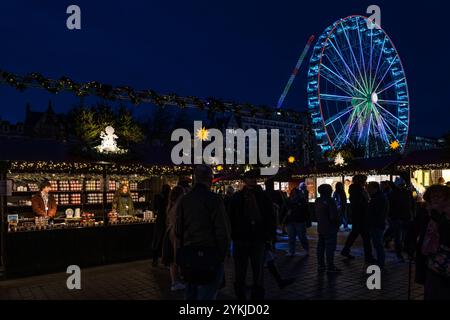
[396,148,450,197]
[0,137,189,277]
[274,155,404,201]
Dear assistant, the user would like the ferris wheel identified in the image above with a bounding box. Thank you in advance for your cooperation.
[307,15,410,158]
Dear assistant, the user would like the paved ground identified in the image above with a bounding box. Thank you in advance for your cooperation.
[0,228,424,300]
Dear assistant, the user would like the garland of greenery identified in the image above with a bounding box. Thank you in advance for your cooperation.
[0,69,303,121]
[6,161,192,176]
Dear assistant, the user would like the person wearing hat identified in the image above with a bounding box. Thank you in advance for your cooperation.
[31,180,57,218]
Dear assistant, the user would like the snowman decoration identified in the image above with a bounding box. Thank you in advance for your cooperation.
[97,126,121,153]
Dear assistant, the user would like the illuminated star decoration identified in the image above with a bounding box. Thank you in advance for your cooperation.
[288,156,296,164]
[216,165,223,172]
[196,127,209,141]
[390,140,400,150]
[334,152,345,167]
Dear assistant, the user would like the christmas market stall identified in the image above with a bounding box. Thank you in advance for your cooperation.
[396,148,450,197]
[0,137,189,277]
[278,154,404,202]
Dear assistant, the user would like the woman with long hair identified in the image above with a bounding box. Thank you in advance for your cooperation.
[112,183,134,216]
[162,185,185,291]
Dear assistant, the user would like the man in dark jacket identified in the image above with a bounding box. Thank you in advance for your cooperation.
[388,178,414,262]
[367,182,389,268]
[151,184,171,267]
[265,179,286,228]
[176,165,231,300]
[341,175,375,263]
[285,186,310,256]
[227,170,277,300]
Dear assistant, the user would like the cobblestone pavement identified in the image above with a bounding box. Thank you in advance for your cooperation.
[0,228,424,300]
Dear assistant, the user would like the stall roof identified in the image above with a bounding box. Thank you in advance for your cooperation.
[212,172,242,184]
[396,148,450,169]
[207,155,403,183]
[0,137,73,162]
[289,154,402,179]
[0,136,175,166]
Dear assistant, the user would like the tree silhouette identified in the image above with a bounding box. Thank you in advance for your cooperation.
[116,105,145,147]
[68,106,101,146]
[144,107,173,146]
[68,104,145,147]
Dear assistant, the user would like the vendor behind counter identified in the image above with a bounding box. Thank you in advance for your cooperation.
[31,180,57,218]
[112,183,135,216]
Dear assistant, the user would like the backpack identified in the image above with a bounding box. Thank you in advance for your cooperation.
[242,188,262,230]
[176,196,222,285]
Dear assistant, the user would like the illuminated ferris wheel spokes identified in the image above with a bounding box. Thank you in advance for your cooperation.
[307,15,410,157]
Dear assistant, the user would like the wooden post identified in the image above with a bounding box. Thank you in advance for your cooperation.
[102,163,108,221]
[0,161,8,272]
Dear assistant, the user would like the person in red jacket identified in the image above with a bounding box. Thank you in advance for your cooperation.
[31,181,57,218]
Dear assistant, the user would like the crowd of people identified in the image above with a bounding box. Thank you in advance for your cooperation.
[149,166,450,300]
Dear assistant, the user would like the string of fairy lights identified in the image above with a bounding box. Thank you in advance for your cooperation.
[0,69,305,121]
[397,163,450,171]
[7,161,193,176]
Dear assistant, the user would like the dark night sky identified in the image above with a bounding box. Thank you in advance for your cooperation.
[0,0,448,137]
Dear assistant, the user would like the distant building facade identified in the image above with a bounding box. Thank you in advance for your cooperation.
[24,102,67,140]
[0,120,24,137]
[0,102,68,141]
[213,111,314,167]
[406,135,445,152]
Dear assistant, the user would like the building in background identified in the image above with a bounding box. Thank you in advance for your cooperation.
[406,135,445,152]
[24,102,67,140]
[0,102,69,141]
[213,111,314,167]
[0,119,24,138]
